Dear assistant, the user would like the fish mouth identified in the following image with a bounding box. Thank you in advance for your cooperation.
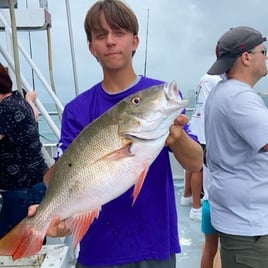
[164,80,179,102]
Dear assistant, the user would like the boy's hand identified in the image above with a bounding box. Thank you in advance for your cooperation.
[28,205,71,237]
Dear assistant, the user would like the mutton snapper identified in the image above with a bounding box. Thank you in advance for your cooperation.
[0,81,188,260]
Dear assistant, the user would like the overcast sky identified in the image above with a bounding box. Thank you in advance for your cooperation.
[1,0,268,105]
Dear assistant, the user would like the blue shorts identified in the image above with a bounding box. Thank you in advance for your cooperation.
[201,200,217,235]
[0,182,46,238]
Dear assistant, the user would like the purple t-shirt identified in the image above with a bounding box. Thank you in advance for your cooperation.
[56,76,193,266]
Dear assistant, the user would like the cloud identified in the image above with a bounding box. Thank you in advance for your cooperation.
[1,0,268,105]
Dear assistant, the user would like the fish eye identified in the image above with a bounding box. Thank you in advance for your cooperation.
[131,96,141,105]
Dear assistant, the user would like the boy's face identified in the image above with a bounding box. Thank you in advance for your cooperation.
[88,12,139,71]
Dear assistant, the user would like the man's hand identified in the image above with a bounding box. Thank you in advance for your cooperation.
[25,91,37,103]
[28,205,71,237]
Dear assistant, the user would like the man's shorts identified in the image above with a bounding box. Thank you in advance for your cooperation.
[219,232,268,267]
[201,199,217,235]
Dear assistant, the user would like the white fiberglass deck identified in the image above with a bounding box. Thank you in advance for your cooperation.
[175,180,204,267]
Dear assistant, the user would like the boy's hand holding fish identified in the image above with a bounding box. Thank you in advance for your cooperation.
[28,205,71,237]
[167,114,203,172]
[165,114,189,146]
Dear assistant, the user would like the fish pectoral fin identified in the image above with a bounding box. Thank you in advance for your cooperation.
[132,167,149,206]
[66,208,101,248]
[97,144,134,162]
[0,218,45,260]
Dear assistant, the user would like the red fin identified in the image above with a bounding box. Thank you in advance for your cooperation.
[43,162,57,186]
[132,167,148,205]
[66,209,101,248]
[0,218,45,260]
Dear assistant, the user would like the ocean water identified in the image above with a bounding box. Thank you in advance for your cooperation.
[39,96,268,145]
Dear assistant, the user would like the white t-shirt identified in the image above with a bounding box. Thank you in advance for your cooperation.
[202,164,211,200]
[190,74,222,144]
[205,79,268,236]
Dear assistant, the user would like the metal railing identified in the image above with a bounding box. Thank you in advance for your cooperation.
[0,9,62,165]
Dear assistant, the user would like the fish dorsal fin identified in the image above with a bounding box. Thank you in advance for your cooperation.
[65,208,101,249]
[43,162,57,187]
[132,167,149,206]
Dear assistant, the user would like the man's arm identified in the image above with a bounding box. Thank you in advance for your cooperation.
[25,91,39,122]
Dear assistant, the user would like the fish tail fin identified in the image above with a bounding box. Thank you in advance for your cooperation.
[66,209,101,248]
[0,218,45,260]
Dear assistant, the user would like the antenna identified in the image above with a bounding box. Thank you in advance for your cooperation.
[144,8,149,77]
[26,0,35,90]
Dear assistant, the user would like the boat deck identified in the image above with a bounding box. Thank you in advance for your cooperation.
[175,180,204,267]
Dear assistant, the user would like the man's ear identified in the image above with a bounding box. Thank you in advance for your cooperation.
[241,51,251,66]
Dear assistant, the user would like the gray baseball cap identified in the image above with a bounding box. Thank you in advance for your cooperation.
[208,26,266,75]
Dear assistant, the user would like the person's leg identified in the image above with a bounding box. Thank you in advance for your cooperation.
[0,189,28,238]
[0,192,12,238]
[201,234,218,268]
[189,170,202,221]
[201,200,220,268]
[25,182,46,207]
[189,143,205,220]
[191,144,206,209]
[213,248,221,268]
[0,182,46,239]
[181,170,192,206]
[191,170,202,209]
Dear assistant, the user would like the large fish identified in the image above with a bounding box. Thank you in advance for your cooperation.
[0,81,188,260]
